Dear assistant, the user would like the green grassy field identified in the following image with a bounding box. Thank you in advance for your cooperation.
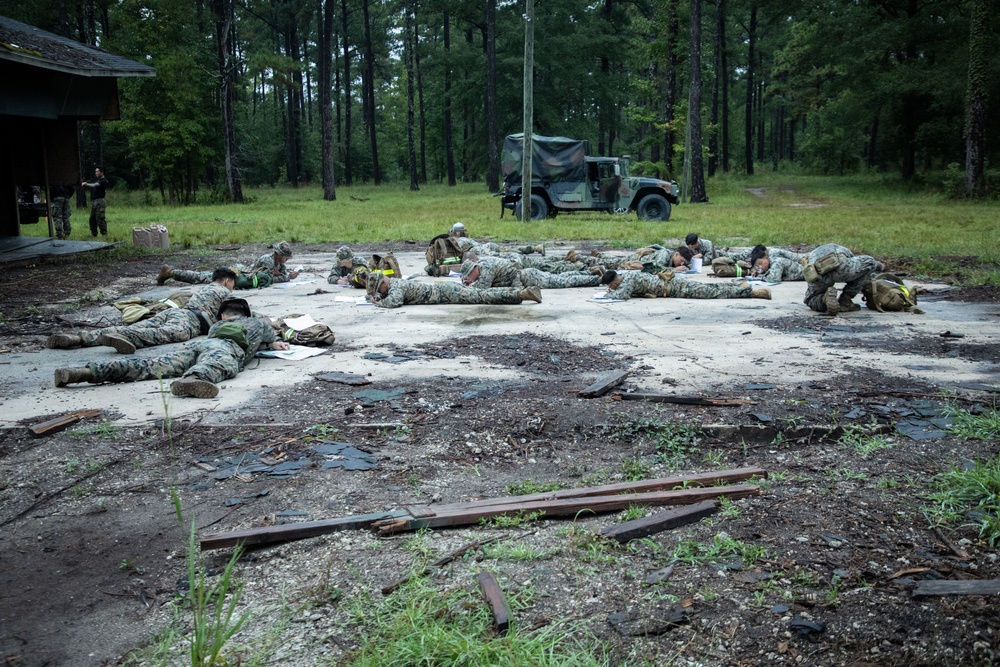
[98,173,998,283]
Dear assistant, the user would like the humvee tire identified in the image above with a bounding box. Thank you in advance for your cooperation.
[636,194,671,221]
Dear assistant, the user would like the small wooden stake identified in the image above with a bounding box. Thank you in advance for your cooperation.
[477,571,511,635]
[599,500,719,544]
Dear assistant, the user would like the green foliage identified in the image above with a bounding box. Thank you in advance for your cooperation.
[185,525,250,666]
[947,407,1000,441]
[671,533,771,568]
[839,428,895,457]
[609,415,701,466]
[506,480,567,496]
[481,510,546,528]
[621,457,652,482]
[928,455,1000,546]
[344,578,610,666]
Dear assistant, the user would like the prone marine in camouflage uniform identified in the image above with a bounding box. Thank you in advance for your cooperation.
[686,234,721,262]
[157,241,298,286]
[601,270,771,301]
[452,235,544,258]
[47,269,238,354]
[328,245,369,285]
[366,272,542,309]
[54,299,289,399]
[461,257,600,290]
[748,245,805,282]
[802,243,881,316]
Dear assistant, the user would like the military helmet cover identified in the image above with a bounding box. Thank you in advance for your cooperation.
[366,269,386,295]
[275,241,293,258]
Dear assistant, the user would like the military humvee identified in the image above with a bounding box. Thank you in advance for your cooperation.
[498,133,680,221]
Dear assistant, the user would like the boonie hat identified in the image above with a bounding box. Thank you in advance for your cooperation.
[336,245,353,261]
[275,241,293,258]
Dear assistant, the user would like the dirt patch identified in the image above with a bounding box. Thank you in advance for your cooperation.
[2,249,1000,666]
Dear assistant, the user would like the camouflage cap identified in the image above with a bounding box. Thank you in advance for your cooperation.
[460,259,479,279]
[336,245,354,261]
[365,269,386,296]
[275,241,293,258]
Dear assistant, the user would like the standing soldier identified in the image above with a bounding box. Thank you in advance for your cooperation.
[81,167,109,237]
[601,269,771,301]
[49,183,74,239]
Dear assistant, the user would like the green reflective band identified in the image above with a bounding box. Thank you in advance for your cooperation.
[735,265,743,277]
[283,328,295,341]
[442,257,461,264]
[252,275,259,288]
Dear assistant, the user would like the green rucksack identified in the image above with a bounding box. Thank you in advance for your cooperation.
[210,321,251,352]
[863,273,922,313]
[234,269,273,290]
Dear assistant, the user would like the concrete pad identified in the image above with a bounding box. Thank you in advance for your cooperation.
[1,249,997,429]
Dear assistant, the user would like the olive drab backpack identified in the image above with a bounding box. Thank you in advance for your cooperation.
[273,314,336,347]
[369,252,402,280]
[711,257,750,278]
[863,273,923,313]
[234,268,273,290]
[209,321,251,353]
[424,234,464,276]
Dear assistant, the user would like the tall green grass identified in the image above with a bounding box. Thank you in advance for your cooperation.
[97,174,998,272]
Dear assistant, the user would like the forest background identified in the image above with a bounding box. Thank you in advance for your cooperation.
[7,0,999,206]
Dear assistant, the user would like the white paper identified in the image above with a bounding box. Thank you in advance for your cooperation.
[282,314,319,331]
[256,344,328,360]
[273,278,317,290]
[592,292,624,303]
[334,295,370,305]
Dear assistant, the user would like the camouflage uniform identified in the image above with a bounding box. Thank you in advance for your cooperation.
[78,283,231,349]
[691,238,720,261]
[770,248,806,262]
[803,244,878,313]
[723,247,753,263]
[374,278,525,309]
[453,237,539,256]
[328,246,368,284]
[607,270,753,301]
[464,257,598,289]
[172,251,290,286]
[757,256,805,282]
[84,317,276,385]
[50,185,73,239]
[518,255,589,274]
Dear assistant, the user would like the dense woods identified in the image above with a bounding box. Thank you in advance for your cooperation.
[10,0,999,202]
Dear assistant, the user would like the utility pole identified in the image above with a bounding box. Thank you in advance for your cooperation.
[520,0,534,221]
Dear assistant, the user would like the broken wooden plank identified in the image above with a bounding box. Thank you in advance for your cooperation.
[599,500,719,544]
[578,370,629,398]
[29,409,102,437]
[373,483,760,534]
[382,536,502,595]
[617,393,747,407]
[477,571,511,635]
[200,510,407,550]
[424,467,767,514]
[912,580,1000,597]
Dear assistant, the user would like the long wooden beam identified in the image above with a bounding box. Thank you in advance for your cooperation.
[200,510,407,550]
[599,500,719,544]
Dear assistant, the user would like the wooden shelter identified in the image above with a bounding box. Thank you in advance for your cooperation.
[0,15,154,239]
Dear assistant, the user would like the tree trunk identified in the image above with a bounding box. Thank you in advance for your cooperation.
[340,0,352,185]
[721,9,729,173]
[405,1,419,191]
[964,0,989,198]
[688,0,708,202]
[319,0,337,200]
[664,0,679,169]
[443,8,456,186]
[708,0,723,177]
[485,0,499,191]
[362,0,381,184]
[414,11,427,183]
[213,0,244,203]
[744,3,756,175]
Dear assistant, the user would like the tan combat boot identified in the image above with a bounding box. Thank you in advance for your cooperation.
[170,378,220,398]
[54,367,94,387]
[98,334,137,355]
[823,287,841,315]
[519,286,543,303]
[838,295,861,312]
[751,288,771,299]
[47,333,82,349]
[532,244,545,256]
[156,265,174,285]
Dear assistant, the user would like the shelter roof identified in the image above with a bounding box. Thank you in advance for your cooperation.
[0,15,155,78]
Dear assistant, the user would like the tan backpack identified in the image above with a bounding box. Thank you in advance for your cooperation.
[863,273,922,313]
[424,234,464,276]
[370,252,402,279]
[711,257,750,278]
[273,314,336,346]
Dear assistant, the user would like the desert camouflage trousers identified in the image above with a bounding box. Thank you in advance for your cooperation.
[51,197,71,237]
[665,277,752,299]
[88,338,241,385]
[520,269,600,289]
[79,308,201,348]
